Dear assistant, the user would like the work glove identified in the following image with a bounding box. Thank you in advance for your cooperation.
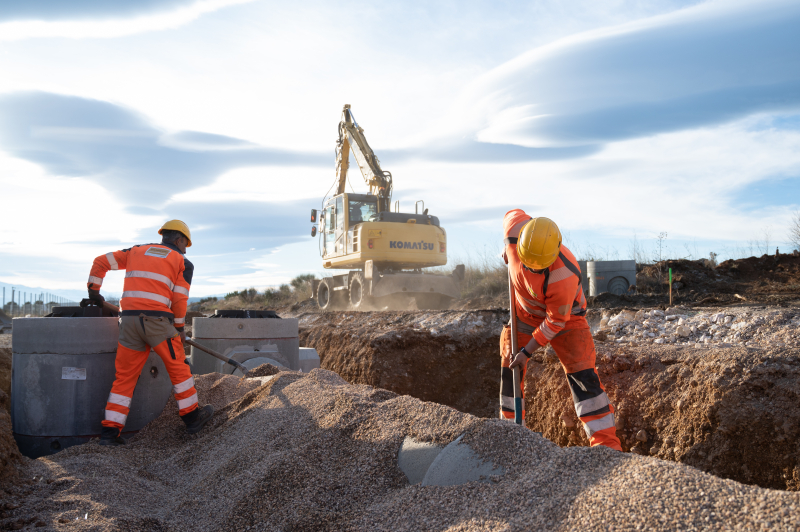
[87,289,105,304]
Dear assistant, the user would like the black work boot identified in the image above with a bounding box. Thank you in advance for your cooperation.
[182,405,215,434]
[99,426,126,447]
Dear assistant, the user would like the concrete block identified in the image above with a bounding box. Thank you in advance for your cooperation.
[299,347,320,373]
[192,317,298,339]
[12,317,119,354]
[12,349,172,458]
[397,436,444,485]
[421,434,504,486]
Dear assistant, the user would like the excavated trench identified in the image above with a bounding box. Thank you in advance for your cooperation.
[299,308,800,491]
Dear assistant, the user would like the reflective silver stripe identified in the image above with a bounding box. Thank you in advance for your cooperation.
[583,413,615,437]
[539,321,558,341]
[173,377,195,394]
[173,286,189,296]
[107,392,131,408]
[106,252,119,270]
[176,393,198,410]
[121,291,172,308]
[500,395,516,409]
[517,292,546,309]
[548,266,574,284]
[88,276,103,286]
[125,270,174,290]
[105,409,127,425]
[547,319,566,328]
[517,298,547,317]
[575,392,610,417]
[174,317,185,325]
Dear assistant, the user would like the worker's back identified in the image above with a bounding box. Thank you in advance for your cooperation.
[89,242,193,322]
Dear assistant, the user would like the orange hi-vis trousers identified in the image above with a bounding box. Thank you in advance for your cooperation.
[500,318,622,451]
[102,316,198,434]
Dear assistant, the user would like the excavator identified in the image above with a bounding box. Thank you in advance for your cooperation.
[309,104,464,310]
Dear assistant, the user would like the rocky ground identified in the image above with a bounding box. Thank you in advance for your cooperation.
[2,370,800,531]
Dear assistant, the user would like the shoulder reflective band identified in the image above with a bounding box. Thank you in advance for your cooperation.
[504,237,518,245]
[559,251,582,284]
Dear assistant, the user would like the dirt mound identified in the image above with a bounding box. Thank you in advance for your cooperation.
[630,254,800,308]
[526,342,800,491]
[0,347,10,410]
[299,310,507,419]
[244,362,283,377]
[300,308,800,492]
[4,370,800,530]
[0,389,25,492]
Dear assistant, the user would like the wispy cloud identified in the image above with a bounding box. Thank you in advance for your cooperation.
[0,0,255,40]
[452,0,800,147]
[0,91,328,206]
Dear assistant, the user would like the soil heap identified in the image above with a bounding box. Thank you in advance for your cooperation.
[3,369,799,531]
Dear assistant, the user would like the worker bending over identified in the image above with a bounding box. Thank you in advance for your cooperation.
[501,210,621,451]
[87,220,214,446]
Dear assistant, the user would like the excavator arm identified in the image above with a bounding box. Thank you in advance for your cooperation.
[335,104,393,212]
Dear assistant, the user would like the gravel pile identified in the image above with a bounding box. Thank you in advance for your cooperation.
[597,306,799,349]
[3,368,799,531]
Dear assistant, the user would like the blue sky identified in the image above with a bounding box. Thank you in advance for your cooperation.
[0,0,798,298]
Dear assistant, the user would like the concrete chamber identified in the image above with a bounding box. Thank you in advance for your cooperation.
[587,260,637,296]
[190,311,300,374]
[11,317,173,458]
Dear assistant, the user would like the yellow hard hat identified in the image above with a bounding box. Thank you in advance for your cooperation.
[158,219,192,247]
[517,217,561,270]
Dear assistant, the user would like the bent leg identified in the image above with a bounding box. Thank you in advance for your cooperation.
[101,343,149,436]
[551,326,622,451]
[152,335,199,417]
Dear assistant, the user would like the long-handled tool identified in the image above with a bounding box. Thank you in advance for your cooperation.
[101,301,250,375]
[507,271,523,425]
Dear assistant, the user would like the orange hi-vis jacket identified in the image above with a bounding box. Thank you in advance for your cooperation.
[503,209,587,345]
[88,242,193,327]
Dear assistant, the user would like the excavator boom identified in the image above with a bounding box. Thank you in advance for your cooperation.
[336,104,392,212]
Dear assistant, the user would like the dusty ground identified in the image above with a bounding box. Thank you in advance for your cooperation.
[2,369,799,531]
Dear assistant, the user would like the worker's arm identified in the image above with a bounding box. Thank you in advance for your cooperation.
[87,249,130,297]
[171,258,193,336]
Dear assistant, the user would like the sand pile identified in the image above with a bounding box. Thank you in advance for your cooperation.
[2,368,799,531]
[0,388,25,494]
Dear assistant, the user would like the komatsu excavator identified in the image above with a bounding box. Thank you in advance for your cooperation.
[309,105,463,310]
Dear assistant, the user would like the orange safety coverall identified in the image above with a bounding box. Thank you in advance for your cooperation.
[500,209,621,451]
[88,242,198,434]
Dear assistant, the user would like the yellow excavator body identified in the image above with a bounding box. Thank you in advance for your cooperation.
[310,106,462,310]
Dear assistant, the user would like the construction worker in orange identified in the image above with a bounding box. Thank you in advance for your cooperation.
[86,220,214,446]
[501,210,622,451]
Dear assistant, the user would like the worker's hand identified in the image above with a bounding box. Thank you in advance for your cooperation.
[502,250,508,265]
[177,328,187,343]
[87,289,105,303]
[509,349,530,370]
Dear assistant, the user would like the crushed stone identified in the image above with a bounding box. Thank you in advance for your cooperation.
[2,369,799,531]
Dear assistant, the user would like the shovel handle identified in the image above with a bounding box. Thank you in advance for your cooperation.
[185,338,249,375]
[508,270,523,426]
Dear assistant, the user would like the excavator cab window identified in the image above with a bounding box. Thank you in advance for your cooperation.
[324,204,336,256]
[349,198,377,225]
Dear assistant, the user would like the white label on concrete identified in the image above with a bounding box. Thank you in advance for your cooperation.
[62,367,87,380]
